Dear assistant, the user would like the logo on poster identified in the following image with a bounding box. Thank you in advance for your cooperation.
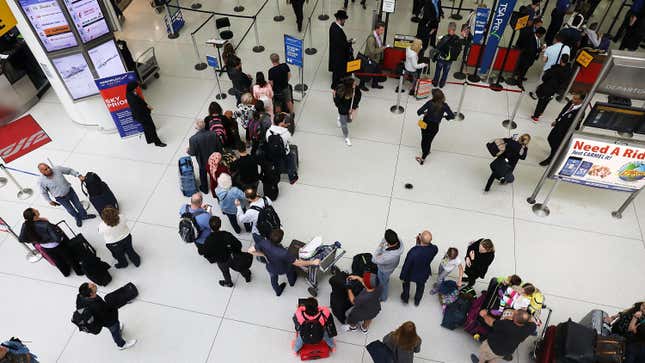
[0,130,49,161]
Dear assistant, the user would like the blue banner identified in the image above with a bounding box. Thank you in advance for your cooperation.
[95,72,144,139]
[473,7,490,44]
[284,34,303,68]
[478,0,517,74]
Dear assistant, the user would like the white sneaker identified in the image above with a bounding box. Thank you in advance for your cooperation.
[341,324,351,332]
[345,138,352,146]
[120,322,124,333]
[337,116,341,128]
[118,339,137,350]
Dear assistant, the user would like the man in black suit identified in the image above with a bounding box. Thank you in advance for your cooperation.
[512,26,546,88]
[539,92,585,166]
[416,0,443,58]
[329,10,352,90]
[531,53,572,122]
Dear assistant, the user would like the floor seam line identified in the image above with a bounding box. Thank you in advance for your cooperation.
[54,327,77,362]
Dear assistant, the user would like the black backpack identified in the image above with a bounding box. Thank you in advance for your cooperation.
[250,197,281,237]
[71,307,102,335]
[299,311,326,344]
[83,172,105,197]
[265,130,286,161]
[178,205,206,243]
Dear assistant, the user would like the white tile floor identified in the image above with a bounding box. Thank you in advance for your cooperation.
[1,0,645,362]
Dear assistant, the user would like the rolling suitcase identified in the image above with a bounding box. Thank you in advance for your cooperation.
[82,172,118,214]
[81,255,112,286]
[261,161,280,201]
[554,319,596,363]
[579,309,611,337]
[178,156,198,197]
[279,144,299,176]
[105,282,139,309]
[536,325,557,363]
[299,341,330,361]
[595,335,625,363]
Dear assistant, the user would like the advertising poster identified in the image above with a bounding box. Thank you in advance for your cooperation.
[62,0,109,43]
[52,53,99,99]
[94,72,144,138]
[478,0,517,74]
[0,114,51,163]
[284,34,303,68]
[473,7,490,44]
[18,0,78,52]
[554,134,645,192]
[88,39,126,78]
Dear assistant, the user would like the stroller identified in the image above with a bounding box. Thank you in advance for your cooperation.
[288,236,346,297]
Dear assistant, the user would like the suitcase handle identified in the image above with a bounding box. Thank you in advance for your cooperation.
[55,220,78,238]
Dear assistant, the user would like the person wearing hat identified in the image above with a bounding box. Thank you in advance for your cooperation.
[329,10,352,90]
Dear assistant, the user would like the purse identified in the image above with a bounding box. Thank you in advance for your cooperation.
[418,119,428,130]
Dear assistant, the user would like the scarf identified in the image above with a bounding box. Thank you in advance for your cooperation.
[208,152,223,179]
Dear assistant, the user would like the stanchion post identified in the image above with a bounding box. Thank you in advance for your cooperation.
[450,0,464,20]
[469,0,498,83]
[274,0,285,21]
[390,74,405,114]
[612,188,642,219]
[234,0,245,12]
[455,81,467,120]
[531,179,560,217]
[191,35,207,70]
[305,20,317,55]
[556,65,579,102]
[252,20,265,53]
[485,47,500,84]
[502,91,522,129]
[294,67,308,96]
[213,65,227,100]
[0,164,33,200]
[0,217,42,263]
[318,0,329,20]
[454,40,470,80]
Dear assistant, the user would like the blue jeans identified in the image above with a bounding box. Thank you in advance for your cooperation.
[107,321,125,347]
[269,268,297,295]
[433,59,452,87]
[55,188,87,221]
[377,269,392,301]
[294,331,334,352]
[430,264,450,294]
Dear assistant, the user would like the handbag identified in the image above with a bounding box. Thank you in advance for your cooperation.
[486,138,507,157]
[418,119,428,130]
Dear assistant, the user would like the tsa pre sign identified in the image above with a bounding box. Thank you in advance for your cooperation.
[554,135,645,192]
[478,0,517,74]
[0,114,51,163]
[95,72,144,138]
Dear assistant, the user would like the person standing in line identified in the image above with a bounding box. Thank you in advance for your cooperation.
[202,216,252,287]
[227,56,253,105]
[345,274,382,333]
[265,113,299,183]
[530,54,572,122]
[512,26,546,89]
[539,92,585,166]
[359,22,387,91]
[252,72,274,119]
[76,282,137,350]
[98,206,141,269]
[470,309,536,363]
[328,10,352,90]
[187,119,222,194]
[248,229,320,296]
[430,247,463,294]
[125,81,166,147]
[268,53,294,115]
[462,238,495,287]
[432,22,464,88]
[416,0,443,57]
[37,163,95,227]
[215,173,250,234]
[382,321,422,363]
[234,187,271,235]
[399,230,438,306]
[291,0,305,32]
[372,229,404,302]
[415,89,455,165]
[404,39,427,96]
[19,208,82,276]
[230,142,260,189]
[534,34,570,82]
[179,192,212,255]
[545,0,570,45]
[207,152,230,198]
[333,77,362,147]
[619,0,645,51]
[484,134,530,192]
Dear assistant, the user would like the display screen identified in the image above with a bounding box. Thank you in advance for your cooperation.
[584,103,645,134]
[88,40,125,78]
[63,0,110,43]
[52,53,99,99]
[19,0,78,52]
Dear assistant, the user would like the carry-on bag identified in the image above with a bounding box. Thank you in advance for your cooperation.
[299,341,330,361]
[81,254,112,286]
[486,138,507,157]
[554,319,596,363]
[595,335,625,363]
[82,171,118,214]
[351,253,378,276]
[579,309,611,337]
[535,325,557,363]
[178,156,198,197]
[464,291,491,338]
[366,340,394,363]
[415,67,433,99]
[279,144,299,176]
[105,282,139,309]
[55,221,97,259]
[229,252,253,272]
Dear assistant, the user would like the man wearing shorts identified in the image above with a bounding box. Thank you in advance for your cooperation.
[268,53,294,115]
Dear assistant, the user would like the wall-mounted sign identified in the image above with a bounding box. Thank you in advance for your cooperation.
[382,0,395,13]
[51,53,98,99]
[18,0,78,52]
[0,0,18,37]
[62,0,110,43]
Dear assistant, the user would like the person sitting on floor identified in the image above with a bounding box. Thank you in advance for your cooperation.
[292,297,336,353]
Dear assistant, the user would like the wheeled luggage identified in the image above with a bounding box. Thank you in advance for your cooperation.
[299,341,330,361]
[279,144,299,176]
[56,221,113,284]
[554,319,596,363]
[366,340,394,363]
[261,161,280,201]
[105,282,139,309]
[178,156,198,197]
[82,172,118,214]
[579,309,611,337]
[81,254,112,286]
[595,335,625,363]
[535,325,557,363]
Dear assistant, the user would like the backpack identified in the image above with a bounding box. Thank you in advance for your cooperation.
[437,35,462,61]
[71,307,102,335]
[299,311,326,344]
[83,172,105,197]
[265,130,287,161]
[250,197,281,237]
[207,116,228,145]
[178,205,206,243]
[247,116,263,143]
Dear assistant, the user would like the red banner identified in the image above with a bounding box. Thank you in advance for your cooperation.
[0,115,51,163]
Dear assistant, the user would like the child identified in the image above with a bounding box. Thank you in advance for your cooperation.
[492,283,536,317]
[430,247,463,294]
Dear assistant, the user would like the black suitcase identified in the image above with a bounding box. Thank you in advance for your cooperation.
[105,282,139,309]
[81,255,112,286]
[261,161,280,201]
[279,144,299,175]
[554,319,596,363]
[366,340,394,363]
[89,187,118,215]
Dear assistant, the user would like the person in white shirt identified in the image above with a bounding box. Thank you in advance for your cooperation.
[234,188,272,235]
[430,247,463,294]
[541,35,570,72]
[404,38,428,96]
[265,113,298,184]
[98,206,141,268]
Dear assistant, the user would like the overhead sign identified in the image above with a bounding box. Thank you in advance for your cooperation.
[95,72,144,138]
[479,0,517,74]
[473,7,490,44]
[0,115,51,163]
[284,34,303,68]
[576,50,593,68]
[346,59,361,73]
[514,15,529,30]
[0,0,17,37]
[554,134,645,192]
[382,0,395,13]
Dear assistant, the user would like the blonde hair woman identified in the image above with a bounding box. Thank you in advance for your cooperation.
[404,39,428,96]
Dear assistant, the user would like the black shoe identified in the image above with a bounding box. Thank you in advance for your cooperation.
[470,354,480,363]
[276,282,287,296]
[360,85,369,91]
[400,294,409,304]
[155,142,167,147]
[219,280,234,287]
[76,218,82,227]
[243,271,252,283]
[408,90,415,96]
[362,2,366,9]
[414,300,421,306]
[115,263,128,269]
[539,159,551,166]
[82,214,96,220]
[371,83,383,89]
[529,92,537,100]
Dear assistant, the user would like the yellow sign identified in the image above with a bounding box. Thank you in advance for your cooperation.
[515,15,529,30]
[0,0,17,37]
[576,50,593,68]
[346,59,361,73]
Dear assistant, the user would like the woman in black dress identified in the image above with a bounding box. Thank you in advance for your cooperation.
[462,238,495,287]
[125,81,166,147]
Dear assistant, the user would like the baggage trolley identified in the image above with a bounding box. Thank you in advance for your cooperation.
[135,47,160,89]
[288,238,346,297]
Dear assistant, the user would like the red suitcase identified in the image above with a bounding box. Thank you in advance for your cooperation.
[535,325,557,363]
[300,341,331,361]
[382,47,406,71]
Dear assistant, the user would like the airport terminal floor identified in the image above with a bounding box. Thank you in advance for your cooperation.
[1,0,645,362]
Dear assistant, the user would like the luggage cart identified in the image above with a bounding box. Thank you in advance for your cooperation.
[135,47,160,89]
[288,238,346,297]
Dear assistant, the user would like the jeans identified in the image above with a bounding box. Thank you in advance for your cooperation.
[377,269,392,301]
[107,321,126,347]
[430,264,450,293]
[420,123,439,159]
[338,114,350,138]
[106,234,141,268]
[294,331,335,352]
[224,212,251,234]
[269,268,297,295]
[55,188,87,221]
[401,280,426,304]
[433,59,452,87]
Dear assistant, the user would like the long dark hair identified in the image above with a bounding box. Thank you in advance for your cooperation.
[253,100,266,120]
[390,321,421,351]
[429,88,446,119]
[256,72,267,87]
[209,101,222,116]
[336,78,354,99]
[22,208,41,242]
